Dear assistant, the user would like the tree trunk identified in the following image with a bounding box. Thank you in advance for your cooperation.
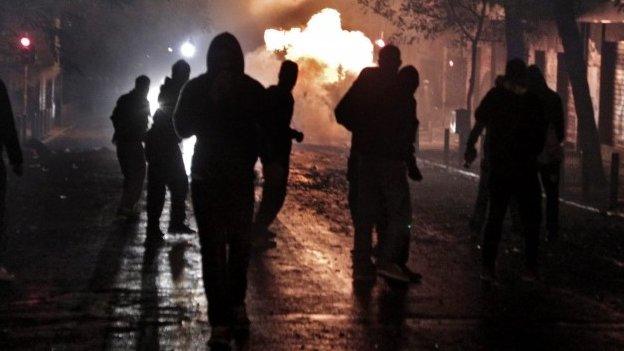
[553,0,607,188]
[466,38,479,112]
[504,1,527,60]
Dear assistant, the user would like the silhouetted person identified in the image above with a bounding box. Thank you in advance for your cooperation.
[0,79,23,282]
[111,75,150,219]
[254,60,304,249]
[398,65,423,184]
[173,32,271,350]
[145,60,194,238]
[336,45,417,284]
[465,59,547,282]
[528,65,565,241]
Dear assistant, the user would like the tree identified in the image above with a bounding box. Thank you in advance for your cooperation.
[359,0,501,113]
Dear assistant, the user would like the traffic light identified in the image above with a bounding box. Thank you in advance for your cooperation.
[18,35,35,64]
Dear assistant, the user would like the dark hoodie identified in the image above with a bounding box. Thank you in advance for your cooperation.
[173,33,268,180]
[145,77,186,164]
[0,79,22,167]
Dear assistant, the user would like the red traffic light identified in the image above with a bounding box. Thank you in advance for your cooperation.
[20,37,32,49]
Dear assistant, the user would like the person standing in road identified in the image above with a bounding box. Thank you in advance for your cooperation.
[465,59,547,282]
[336,45,419,284]
[0,79,23,282]
[145,60,195,239]
[527,65,565,241]
[253,60,304,250]
[111,75,151,220]
[174,33,272,351]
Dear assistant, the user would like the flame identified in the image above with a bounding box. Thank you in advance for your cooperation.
[263,8,374,83]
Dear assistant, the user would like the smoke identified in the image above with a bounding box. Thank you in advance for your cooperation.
[245,7,376,145]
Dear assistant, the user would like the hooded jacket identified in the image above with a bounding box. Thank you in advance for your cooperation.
[0,79,23,167]
[173,33,268,180]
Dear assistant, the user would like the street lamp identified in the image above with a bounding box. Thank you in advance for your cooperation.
[20,37,31,49]
[180,41,196,58]
[18,35,34,141]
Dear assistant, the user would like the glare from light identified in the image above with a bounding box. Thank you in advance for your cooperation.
[147,85,160,116]
[449,60,454,67]
[375,38,385,48]
[167,47,173,53]
[180,41,196,58]
[20,37,31,48]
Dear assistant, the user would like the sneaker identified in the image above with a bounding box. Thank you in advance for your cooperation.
[209,326,232,351]
[400,265,422,283]
[521,267,540,283]
[232,305,250,339]
[377,262,410,283]
[480,266,496,283]
[146,225,164,240]
[0,267,15,282]
[168,223,196,234]
[117,207,140,221]
[251,236,277,251]
[353,260,376,284]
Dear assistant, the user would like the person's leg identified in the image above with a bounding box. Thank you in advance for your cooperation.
[482,180,511,274]
[378,160,412,265]
[470,160,489,232]
[117,142,146,213]
[226,180,254,334]
[254,160,289,230]
[353,158,381,280]
[0,164,6,267]
[192,180,230,329]
[168,155,189,228]
[146,164,166,231]
[516,175,543,273]
[540,162,560,238]
[347,154,359,226]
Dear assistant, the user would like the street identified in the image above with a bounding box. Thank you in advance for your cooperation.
[1,125,624,350]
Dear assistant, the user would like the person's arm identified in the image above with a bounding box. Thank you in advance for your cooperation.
[335,69,370,131]
[465,90,495,165]
[0,81,23,172]
[173,81,202,139]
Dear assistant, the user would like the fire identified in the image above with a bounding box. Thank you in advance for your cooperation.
[264,8,374,83]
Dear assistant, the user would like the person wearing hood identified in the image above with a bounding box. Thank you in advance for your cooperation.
[527,65,565,241]
[173,32,271,350]
[145,60,195,239]
[465,59,547,282]
[0,79,23,282]
[253,60,304,249]
[110,75,151,219]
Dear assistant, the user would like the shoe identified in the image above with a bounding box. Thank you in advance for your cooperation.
[353,260,376,284]
[146,225,165,240]
[251,236,277,251]
[232,305,250,340]
[400,265,422,283]
[117,207,140,221]
[168,223,196,234]
[209,326,232,351]
[480,266,496,283]
[0,267,15,282]
[377,262,410,283]
[521,267,539,283]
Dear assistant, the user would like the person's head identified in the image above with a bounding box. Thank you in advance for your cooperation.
[378,45,402,74]
[135,75,150,97]
[172,60,191,83]
[527,65,548,92]
[398,65,420,95]
[504,59,528,88]
[207,32,244,75]
[278,60,299,91]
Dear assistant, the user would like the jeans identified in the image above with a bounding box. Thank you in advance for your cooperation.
[255,157,290,230]
[192,176,254,327]
[116,141,146,212]
[482,172,542,271]
[0,163,6,266]
[539,162,560,235]
[354,157,412,265]
[146,154,188,228]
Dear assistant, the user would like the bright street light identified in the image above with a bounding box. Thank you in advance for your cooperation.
[20,37,31,48]
[180,41,196,58]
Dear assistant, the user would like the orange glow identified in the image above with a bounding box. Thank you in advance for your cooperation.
[264,8,374,83]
